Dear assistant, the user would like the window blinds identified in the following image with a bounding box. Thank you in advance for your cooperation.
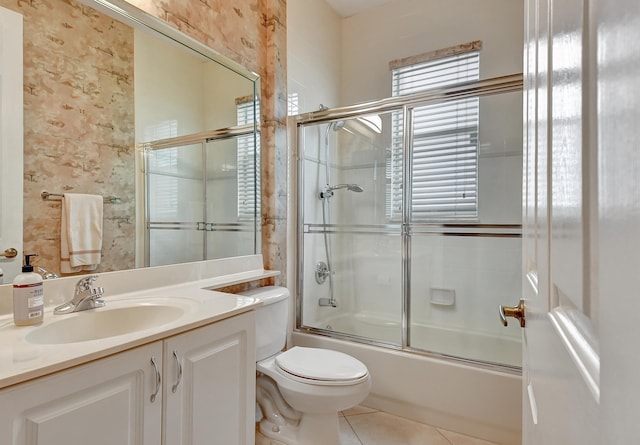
[236,100,260,221]
[390,51,480,220]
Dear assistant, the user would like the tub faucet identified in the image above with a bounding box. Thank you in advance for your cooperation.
[318,297,338,308]
[53,275,105,315]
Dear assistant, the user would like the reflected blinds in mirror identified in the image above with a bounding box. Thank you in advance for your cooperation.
[236,99,260,221]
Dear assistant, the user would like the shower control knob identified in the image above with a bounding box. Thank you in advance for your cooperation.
[315,261,330,284]
[499,299,526,328]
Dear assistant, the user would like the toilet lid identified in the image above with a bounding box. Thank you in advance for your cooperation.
[275,347,368,383]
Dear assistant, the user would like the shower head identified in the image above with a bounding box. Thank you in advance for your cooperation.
[319,183,365,199]
[332,121,346,131]
[328,183,364,192]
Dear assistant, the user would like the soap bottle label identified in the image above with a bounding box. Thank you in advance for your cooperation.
[13,283,44,325]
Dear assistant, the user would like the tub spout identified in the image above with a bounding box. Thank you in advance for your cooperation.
[319,297,338,307]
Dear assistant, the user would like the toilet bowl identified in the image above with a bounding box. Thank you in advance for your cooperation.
[240,286,371,445]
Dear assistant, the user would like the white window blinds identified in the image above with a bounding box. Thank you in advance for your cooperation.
[389,50,480,220]
[236,100,260,221]
[146,120,179,220]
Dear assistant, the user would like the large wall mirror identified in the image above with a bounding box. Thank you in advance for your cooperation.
[0,0,261,282]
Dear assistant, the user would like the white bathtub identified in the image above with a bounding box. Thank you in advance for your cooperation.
[292,324,522,445]
[313,312,522,367]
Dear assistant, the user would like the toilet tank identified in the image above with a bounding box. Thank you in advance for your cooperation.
[239,286,290,361]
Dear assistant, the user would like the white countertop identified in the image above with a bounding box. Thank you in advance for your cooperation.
[0,255,279,389]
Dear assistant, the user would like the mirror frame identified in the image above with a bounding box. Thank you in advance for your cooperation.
[82,0,259,83]
[11,0,262,281]
[86,0,263,271]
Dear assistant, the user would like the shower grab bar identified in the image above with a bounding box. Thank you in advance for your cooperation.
[41,191,120,204]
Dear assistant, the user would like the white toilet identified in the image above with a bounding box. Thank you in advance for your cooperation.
[240,286,371,445]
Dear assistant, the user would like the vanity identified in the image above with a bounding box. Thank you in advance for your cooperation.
[0,255,277,445]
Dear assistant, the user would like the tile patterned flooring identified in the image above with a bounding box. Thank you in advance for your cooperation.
[256,405,499,445]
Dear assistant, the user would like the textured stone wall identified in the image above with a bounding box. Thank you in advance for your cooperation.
[0,0,136,275]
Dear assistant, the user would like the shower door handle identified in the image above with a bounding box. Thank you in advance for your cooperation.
[499,299,526,328]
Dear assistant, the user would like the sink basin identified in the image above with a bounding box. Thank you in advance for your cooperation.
[25,304,185,344]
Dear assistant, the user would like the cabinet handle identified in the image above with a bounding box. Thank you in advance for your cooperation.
[150,356,161,403]
[172,350,183,393]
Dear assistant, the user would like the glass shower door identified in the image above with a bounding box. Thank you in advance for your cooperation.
[144,129,260,266]
[407,91,523,367]
[298,112,403,345]
[295,76,523,369]
[205,136,259,259]
[146,142,205,266]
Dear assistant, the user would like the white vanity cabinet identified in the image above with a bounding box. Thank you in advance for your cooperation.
[0,311,256,445]
[0,341,163,445]
[163,311,256,445]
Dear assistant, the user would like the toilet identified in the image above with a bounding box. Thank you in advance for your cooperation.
[240,286,371,445]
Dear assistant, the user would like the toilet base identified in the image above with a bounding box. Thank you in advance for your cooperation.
[259,412,340,445]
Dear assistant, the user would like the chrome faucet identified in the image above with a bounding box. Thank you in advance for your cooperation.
[37,266,60,280]
[54,275,105,315]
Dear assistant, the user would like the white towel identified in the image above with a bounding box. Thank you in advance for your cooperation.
[60,193,103,274]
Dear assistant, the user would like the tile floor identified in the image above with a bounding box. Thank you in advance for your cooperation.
[256,405,498,445]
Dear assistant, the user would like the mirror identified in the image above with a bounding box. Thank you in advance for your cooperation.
[1,0,260,281]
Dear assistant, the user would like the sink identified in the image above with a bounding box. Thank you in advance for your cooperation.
[25,304,185,344]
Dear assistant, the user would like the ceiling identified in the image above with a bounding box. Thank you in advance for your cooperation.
[324,0,395,17]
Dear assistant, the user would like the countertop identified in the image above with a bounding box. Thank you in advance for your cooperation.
[0,255,279,389]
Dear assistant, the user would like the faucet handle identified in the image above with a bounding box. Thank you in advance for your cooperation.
[77,274,98,286]
[90,286,105,298]
[75,275,99,295]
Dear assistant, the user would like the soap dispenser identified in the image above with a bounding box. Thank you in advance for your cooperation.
[13,254,44,326]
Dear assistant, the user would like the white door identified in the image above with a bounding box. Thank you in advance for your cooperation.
[0,6,23,282]
[521,0,600,442]
[595,0,640,443]
[520,0,640,443]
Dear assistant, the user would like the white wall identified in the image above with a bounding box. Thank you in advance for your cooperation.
[287,0,342,113]
[135,30,256,266]
[135,30,206,139]
[340,0,524,104]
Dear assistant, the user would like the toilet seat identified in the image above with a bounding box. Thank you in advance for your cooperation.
[275,347,369,386]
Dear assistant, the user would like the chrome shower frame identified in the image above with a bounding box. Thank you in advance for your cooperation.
[289,74,524,372]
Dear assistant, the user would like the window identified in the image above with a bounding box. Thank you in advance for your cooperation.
[388,48,480,221]
[288,92,299,116]
[236,98,260,221]
[145,120,179,220]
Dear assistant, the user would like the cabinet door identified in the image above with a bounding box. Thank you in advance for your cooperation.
[0,342,163,445]
[163,312,256,445]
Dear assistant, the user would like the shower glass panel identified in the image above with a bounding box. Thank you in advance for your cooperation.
[408,90,523,367]
[299,112,403,343]
[146,143,205,266]
[144,128,259,266]
[296,75,523,370]
[205,137,259,259]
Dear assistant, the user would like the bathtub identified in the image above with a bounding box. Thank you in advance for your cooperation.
[312,312,522,368]
[292,321,522,445]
